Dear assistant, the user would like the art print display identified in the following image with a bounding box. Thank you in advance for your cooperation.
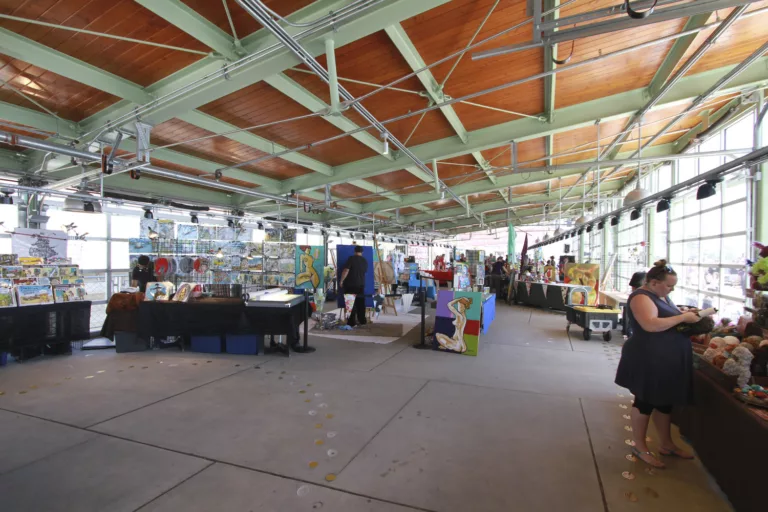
[433,290,482,356]
[265,228,296,242]
[12,229,67,261]
[172,283,193,302]
[212,271,230,285]
[53,285,86,303]
[248,255,263,272]
[198,225,215,240]
[157,219,175,239]
[453,262,471,290]
[2,266,23,278]
[18,256,44,266]
[233,226,252,242]
[245,242,262,256]
[216,226,235,241]
[129,238,154,254]
[564,263,600,305]
[0,254,18,265]
[177,224,199,240]
[222,241,246,256]
[24,266,59,278]
[13,278,37,286]
[264,258,279,272]
[145,281,174,301]
[57,266,79,277]
[279,273,295,287]
[0,285,15,307]
[59,277,85,285]
[140,218,158,238]
[278,243,295,259]
[264,243,279,258]
[278,259,296,274]
[16,285,54,306]
[0,278,12,288]
[264,274,280,286]
[296,245,324,289]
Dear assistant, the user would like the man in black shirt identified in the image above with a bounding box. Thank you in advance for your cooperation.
[131,255,155,293]
[341,245,368,327]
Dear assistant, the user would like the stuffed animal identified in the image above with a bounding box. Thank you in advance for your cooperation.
[712,354,728,369]
[722,345,754,388]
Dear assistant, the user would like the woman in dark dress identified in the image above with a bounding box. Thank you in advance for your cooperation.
[615,260,700,468]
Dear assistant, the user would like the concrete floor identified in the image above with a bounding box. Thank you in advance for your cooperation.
[0,302,732,511]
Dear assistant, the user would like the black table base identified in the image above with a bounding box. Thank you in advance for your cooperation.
[0,302,92,361]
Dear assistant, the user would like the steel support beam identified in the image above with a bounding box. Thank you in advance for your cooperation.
[134,0,240,60]
[0,102,78,139]
[279,58,768,195]
[647,12,713,98]
[385,23,496,184]
[79,0,452,132]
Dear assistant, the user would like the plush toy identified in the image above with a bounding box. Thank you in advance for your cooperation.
[743,336,763,351]
[712,354,728,369]
[677,313,715,335]
[722,345,754,388]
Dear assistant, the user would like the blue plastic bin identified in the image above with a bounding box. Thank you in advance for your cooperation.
[226,334,262,355]
[191,335,223,353]
[0,352,7,366]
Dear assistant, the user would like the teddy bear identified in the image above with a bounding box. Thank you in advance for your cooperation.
[722,345,754,388]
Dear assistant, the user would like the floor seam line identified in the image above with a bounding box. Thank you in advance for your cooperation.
[367,344,411,372]
[336,379,431,477]
[84,366,255,429]
[579,397,610,512]
[0,436,95,478]
[133,461,215,512]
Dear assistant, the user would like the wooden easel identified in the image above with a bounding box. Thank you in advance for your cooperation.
[373,238,397,316]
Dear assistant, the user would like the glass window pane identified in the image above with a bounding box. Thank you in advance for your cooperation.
[684,193,700,218]
[698,135,723,173]
[680,264,700,290]
[700,208,721,237]
[721,202,746,234]
[657,165,672,192]
[700,238,720,264]
[670,241,682,264]
[701,266,720,294]
[68,240,107,269]
[652,210,668,263]
[678,158,696,182]
[723,175,746,203]
[0,204,18,229]
[721,235,746,265]
[683,240,700,265]
[670,197,684,220]
[110,214,140,239]
[46,210,107,237]
[111,241,129,270]
[720,268,745,299]
[725,113,755,150]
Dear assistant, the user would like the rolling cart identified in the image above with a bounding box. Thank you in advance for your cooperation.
[565,305,620,341]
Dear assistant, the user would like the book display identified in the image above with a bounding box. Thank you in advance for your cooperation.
[0,251,85,308]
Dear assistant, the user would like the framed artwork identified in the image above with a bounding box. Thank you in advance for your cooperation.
[0,254,18,265]
[433,290,482,356]
[129,238,154,254]
[57,266,79,277]
[278,259,296,274]
[2,266,24,278]
[12,229,67,261]
[145,282,174,301]
[53,285,86,303]
[198,225,215,240]
[177,224,199,240]
[157,219,175,239]
[264,243,279,258]
[216,226,235,241]
[16,285,54,306]
[173,283,193,302]
[248,255,263,272]
[0,286,15,307]
[296,245,324,289]
[139,218,158,238]
[564,263,600,305]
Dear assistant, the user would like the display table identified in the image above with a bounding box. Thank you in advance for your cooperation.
[672,370,767,512]
[244,293,309,354]
[514,281,590,311]
[0,301,91,360]
[137,296,309,356]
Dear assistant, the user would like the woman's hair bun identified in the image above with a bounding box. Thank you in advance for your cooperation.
[654,259,668,267]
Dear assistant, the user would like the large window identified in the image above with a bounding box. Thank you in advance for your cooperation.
[615,211,647,292]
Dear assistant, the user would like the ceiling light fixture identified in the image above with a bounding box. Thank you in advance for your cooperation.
[630,208,642,221]
[190,214,199,224]
[656,197,671,213]
[696,178,722,200]
[143,208,153,219]
[611,216,619,227]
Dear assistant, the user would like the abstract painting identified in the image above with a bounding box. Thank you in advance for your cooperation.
[296,245,324,289]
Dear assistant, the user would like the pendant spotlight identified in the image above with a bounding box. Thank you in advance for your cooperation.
[586,225,593,233]
[630,208,642,221]
[697,178,723,200]
[0,189,13,204]
[257,222,264,230]
[597,221,604,230]
[143,208,153,219]
[611,216,619,227]
[656,197,671,213]
[190,214,199,224]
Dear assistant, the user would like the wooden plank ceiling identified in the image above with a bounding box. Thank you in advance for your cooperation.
[0,0,766,225]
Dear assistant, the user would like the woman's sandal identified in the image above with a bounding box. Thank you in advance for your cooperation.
[658,447,695,459]
[631,447,666,468]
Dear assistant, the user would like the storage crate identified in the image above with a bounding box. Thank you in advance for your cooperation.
[225,334,262,355]
[191,335,223,353]
[115,332,147,353]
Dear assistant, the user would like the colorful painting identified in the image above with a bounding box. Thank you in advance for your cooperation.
[0,254,18,265]
[2,266,23,278]
[12,229,67,261]
[264,274,280,286]
[222,241,246,256]
[18,257,44,266]
[0,278,12,288]
[140,218,158,238]
[157,219,175,239]
[198,225,215,240]
[265,259,279,272]
[278,258,296,274]
[16,285,54,306]
[264,243,279,258]
[278,243,295,259]
[57,266,79,277]
[145,282,174,301]
[24,266,59,278]
[234,227,252,242]
[216,226,235,241]
[53,285,86,303]
[433,290,482,356]
[247,255,263,272]
[453,262,471,291]
[279,273,295,287]
[173,283,193,302]
[245,242,262,256]
[0,286,15,307]
[59,277,85,285]
[129,238,154,254]
[13,278,37,286]
[564,263,600,305]
[177,224,199,240]
[296,245,324,289]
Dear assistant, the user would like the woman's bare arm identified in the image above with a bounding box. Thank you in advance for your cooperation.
[630,294,699,332]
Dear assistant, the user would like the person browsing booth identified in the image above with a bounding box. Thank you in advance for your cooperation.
[340,245,368,327]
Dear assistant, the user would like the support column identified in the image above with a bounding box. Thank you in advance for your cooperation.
[755,92,768,243]
[325,38,340,114]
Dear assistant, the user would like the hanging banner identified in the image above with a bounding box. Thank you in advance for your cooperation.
[11,228,68,261]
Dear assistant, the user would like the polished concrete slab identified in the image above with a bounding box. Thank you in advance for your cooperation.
[372,340,623,403]
[139,462,420,512]
[580,398,733,511]
[337,380,604,512]
[0,409,96,474]
[0,435,210,512]
[0,351,266,427]
[0,301,733,512]
[93,367,427,484]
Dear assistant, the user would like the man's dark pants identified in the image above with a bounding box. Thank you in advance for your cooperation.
[345,285,367,326]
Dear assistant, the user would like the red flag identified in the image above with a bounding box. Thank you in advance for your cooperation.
[520,233,528,266]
